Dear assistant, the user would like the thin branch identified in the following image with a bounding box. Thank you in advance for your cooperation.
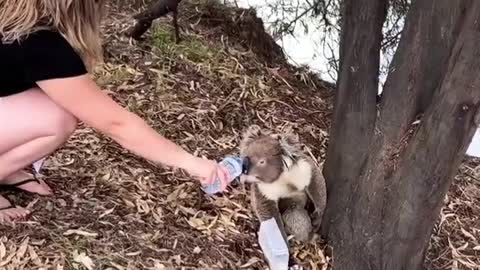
[277,1,322,34]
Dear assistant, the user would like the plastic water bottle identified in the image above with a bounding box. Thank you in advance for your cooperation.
[202,156,244,194]
[258,218,289,270]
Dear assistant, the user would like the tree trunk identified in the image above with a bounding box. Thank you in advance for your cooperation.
[321,0,480,269]
[321,0,387,241]
[321,0,388,267]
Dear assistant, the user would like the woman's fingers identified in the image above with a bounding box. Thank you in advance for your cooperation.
[219,166,230,192]
[192,160,232,193]
[200,166,217,187]
[218,168,227,192]
[209,169,217,185]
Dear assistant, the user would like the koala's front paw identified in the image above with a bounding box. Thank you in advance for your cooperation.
[311,210,323,232]
[240,174,258,183]
[239,174,247,183]
[289,264,304,270]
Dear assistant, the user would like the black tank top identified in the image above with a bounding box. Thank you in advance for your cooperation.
[0,30,87,97]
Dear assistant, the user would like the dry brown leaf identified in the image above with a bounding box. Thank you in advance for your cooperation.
[178,206,196,216]
[152,261,167,270]
[0,252,15,267]
[187,217,206,230]
[452,260,458,270]
[193,247,202,254]
[27,246,42,266]
[72,250,95,270]
[16,237,29,259]
[461,228,477,241]
[0,242,5,260]
[109,261,126,270]
[123,199,136,208]
[239,257,261,268]
[126,251,141,256]
[99,207,115,218]
[206,215,219,229]
[64,229,98,238]
[135,199,151,214]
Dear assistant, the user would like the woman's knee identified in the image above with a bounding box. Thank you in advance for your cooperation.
[0,88,78,153]
[27,89,78,138]
[51,109,78,138]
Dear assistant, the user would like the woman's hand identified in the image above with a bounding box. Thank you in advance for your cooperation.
[181,155,231,191]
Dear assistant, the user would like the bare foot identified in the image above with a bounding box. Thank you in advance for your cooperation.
[0,195,29,224]
[2,170,52,195]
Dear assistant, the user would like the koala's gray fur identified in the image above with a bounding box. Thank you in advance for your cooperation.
[239,125,327,245]
[282,208,312,242]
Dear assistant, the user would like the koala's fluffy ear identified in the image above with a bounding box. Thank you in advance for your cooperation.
[242,125,262,140]
[279,130,301,158]
[239,125,263,153]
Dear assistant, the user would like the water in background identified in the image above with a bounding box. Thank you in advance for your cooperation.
[234,0,480,157]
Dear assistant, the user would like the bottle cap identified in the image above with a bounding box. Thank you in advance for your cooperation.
[242,157,250,174]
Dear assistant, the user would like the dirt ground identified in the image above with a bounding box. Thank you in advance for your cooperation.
[0,1,478,269]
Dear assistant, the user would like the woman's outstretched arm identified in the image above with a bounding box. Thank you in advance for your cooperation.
[36,74,229,188]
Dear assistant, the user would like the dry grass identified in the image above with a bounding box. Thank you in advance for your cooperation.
[0,1,478,269]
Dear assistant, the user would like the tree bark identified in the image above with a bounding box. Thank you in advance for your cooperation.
[382,3,480,267]
[320,0,387,268]
[321,0,480,269]
[321,0,387,233]
[379,0,470,145]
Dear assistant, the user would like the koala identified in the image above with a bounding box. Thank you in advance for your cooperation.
[239,125,327,245]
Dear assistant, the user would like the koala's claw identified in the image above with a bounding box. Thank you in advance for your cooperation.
[311,210,323,231]
[240,174,258,183]
[239,175,247,183]
[289,264,304,270]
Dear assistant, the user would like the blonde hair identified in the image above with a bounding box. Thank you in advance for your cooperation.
[0,0,106,70]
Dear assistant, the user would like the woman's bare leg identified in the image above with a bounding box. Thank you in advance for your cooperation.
[0,88,77,223]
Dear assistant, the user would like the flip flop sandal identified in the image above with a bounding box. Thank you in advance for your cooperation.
[0,204,15,211]
[0,196,16,211]
[0,174,42,195]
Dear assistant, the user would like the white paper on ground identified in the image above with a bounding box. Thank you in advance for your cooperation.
[466,129,480,157]
[258,218,289,270]
[32,157,46,173]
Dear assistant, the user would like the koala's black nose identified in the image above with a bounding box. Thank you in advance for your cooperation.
[242,157,251,174]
